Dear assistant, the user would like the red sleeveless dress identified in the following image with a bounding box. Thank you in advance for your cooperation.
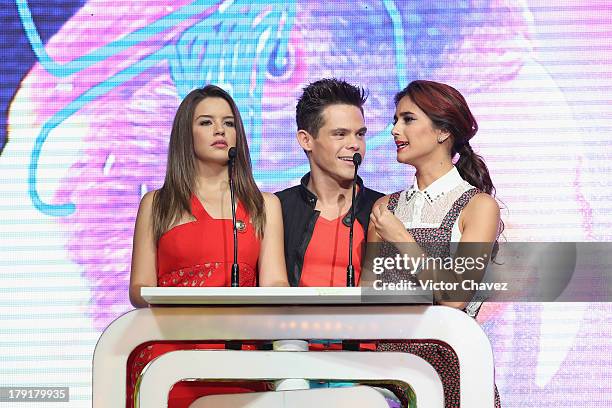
[157,194,259,287]
[127,194,263,408]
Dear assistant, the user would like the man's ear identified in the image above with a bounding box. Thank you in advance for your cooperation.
[297,129,314,152]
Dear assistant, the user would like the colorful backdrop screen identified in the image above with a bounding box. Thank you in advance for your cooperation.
[1,0,611,406]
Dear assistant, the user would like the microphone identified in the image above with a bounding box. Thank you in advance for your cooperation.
[346,152,362,287]
[228,147,239,287]
[228,146,237,161]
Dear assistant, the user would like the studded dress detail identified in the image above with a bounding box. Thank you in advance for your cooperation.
[376,167,501,408]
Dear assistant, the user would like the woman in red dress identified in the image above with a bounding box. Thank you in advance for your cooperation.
[128,85,288,407]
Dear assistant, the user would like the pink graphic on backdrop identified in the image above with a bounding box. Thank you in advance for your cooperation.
[55,74,179,321]
[22,1,213,326]
[19,0,298,329]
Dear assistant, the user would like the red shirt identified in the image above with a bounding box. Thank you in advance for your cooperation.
[299,215,365,286]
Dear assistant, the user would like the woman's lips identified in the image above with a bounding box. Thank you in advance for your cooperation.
[395,141,409,151]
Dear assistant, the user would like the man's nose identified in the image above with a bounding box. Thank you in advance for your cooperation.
[346,134,361,150]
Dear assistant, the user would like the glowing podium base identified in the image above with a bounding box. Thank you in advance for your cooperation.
[92,287,495,407]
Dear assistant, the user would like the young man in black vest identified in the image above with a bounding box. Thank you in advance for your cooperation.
[276,78,383,287]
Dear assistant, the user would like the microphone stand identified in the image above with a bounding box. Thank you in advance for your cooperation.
[346,152,362,287]
[228,147,239,287]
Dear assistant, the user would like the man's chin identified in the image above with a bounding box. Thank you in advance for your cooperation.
[312,164,356,186]
[331,170,356,186]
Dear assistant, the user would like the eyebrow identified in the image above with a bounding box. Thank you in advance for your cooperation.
[195,115,235,120]
[330,127,368,133]
[394,111,416,120]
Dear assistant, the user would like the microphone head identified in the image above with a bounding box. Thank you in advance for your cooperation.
[352,152,362,166]
[228,146,237,160]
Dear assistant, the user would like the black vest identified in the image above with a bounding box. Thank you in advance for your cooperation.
[275,173,384,286]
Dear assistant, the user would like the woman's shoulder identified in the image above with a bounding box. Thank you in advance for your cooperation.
[137,189,159,215]
[262,191,280,202]
[262,191,281,210]
[464,192,500,218]
[459,192,501,240]
[373,194,391,208]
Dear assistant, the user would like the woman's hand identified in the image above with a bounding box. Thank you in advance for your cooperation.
[370,200,414,243]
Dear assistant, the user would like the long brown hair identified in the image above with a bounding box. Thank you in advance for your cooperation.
[152,85,265,242]
[395,80,504,250]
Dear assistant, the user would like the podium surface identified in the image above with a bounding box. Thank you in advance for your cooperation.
[141,286,432,304]
[94,288,494,407]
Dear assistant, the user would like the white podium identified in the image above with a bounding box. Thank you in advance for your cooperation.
[189,386,392,407]
[92,287,495,407]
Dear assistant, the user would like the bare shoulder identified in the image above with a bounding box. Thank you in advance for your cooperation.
[262,192,281,210]
[460,192,500,240]
[138,190,158,214]
[465,193,499,214]
[464,192,500,219]
[373,194,391,208]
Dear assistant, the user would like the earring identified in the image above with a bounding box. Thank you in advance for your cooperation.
[437,136,446,143]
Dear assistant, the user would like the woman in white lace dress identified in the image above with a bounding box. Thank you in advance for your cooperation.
[367,80,502,407]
